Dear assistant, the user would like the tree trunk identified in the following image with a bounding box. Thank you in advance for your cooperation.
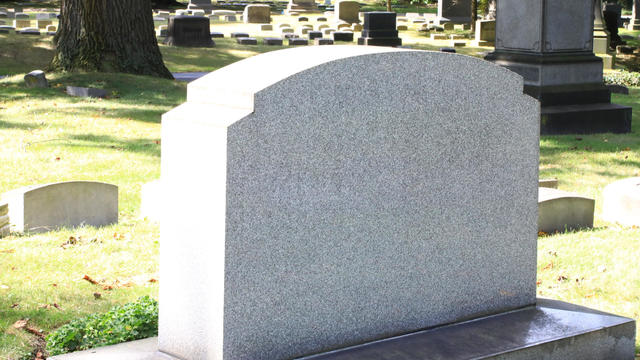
[49,0,173,79]
[386,0,392,12]
[471,0,477,32]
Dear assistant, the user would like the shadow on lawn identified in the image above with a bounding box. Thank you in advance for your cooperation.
[60,134,161,157]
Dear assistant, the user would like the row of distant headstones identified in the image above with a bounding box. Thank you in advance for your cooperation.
[1,176,636,239]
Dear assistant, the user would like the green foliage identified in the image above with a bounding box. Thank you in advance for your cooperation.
[603,70,640,87]
[45,296,158,356]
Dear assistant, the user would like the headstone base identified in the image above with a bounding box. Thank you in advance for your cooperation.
[541,102,631,135]
[48,299,636,360]
[486,50,632,134]
[357,36,401,47]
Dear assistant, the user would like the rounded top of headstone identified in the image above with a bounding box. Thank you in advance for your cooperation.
[185,45,526,113]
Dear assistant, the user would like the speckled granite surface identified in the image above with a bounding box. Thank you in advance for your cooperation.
[160,46,540,360]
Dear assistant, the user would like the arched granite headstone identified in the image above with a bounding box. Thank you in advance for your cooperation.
[1,181,118,233]
[159,46,541,359]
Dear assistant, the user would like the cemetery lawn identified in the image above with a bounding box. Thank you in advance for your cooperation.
[0,72,184,360]
[1,32,640,358]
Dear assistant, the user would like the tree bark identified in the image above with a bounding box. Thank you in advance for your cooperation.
[471,0,477,32]
[49,0,173,79]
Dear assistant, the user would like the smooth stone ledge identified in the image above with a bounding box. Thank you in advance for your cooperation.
[50,299,635,360]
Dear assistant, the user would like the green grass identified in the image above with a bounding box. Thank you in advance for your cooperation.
[0,68,183,359]
[1,20,640,359]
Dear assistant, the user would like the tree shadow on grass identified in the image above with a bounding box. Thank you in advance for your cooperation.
[60,134,161,157]
[0,119,40,130]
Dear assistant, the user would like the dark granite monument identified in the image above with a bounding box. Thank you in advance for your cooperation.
[164,16,214,47]
[486,0,631,135]
[357,12,402,47]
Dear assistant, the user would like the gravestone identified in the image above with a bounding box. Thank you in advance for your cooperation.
[188,0,213,10]
[0,202,8,238]
[602,177,640,226]
[243,4,270,24]
[538,188,595,233]
[157,45,635,359]
[486,0,631,135]
[334,0,359,23]
[308,30,323,39]
[13,19,30,28]
[164,16,214,47]
[24,70,48,88]
[1,181,118,233]
[332,31,353,41]
[36,19,51,29]
[594,0,615,69]
[629,0,640,30]
[357,12,401,47]
[471,19,495,46]
[437,0,471,24]
[285,0,319,15]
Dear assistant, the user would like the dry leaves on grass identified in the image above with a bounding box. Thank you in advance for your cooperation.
[0,249,15,253]
[38,303,61,310]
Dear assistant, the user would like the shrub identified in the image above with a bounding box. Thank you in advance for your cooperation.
[46,296,158,356]
[603,71,640,87]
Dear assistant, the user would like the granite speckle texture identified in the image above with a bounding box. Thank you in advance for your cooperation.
[160,46,540,360]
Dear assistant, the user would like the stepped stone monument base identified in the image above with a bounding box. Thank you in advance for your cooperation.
[49,299,635,360]
[485,0,631,134]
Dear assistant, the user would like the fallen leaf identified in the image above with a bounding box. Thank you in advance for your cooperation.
[13,319,28,329]
[536,280,542,286]
[148,278,158,283]
[0,249,15,254]
[93,292,102,299]
[82,274,99,285]
[557,275,568,281]
[53,303,61,310]
[25,326,43,337]
[597,265,607,272]
[10,303,19,309]
[38,304,51,310]
[542,262,554,271]
[55,157,60,161]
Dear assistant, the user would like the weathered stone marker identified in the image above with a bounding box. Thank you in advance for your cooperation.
[243,4,271,24]
[158,46,635,360]
[1,181,118,233]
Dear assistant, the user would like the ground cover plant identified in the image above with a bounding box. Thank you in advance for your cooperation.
[0,14,639,360]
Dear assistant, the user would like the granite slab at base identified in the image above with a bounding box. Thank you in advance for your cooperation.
[541,102,631,135]
[303,299,635,360]
[48,338,170,360]
[50,299,635,360]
